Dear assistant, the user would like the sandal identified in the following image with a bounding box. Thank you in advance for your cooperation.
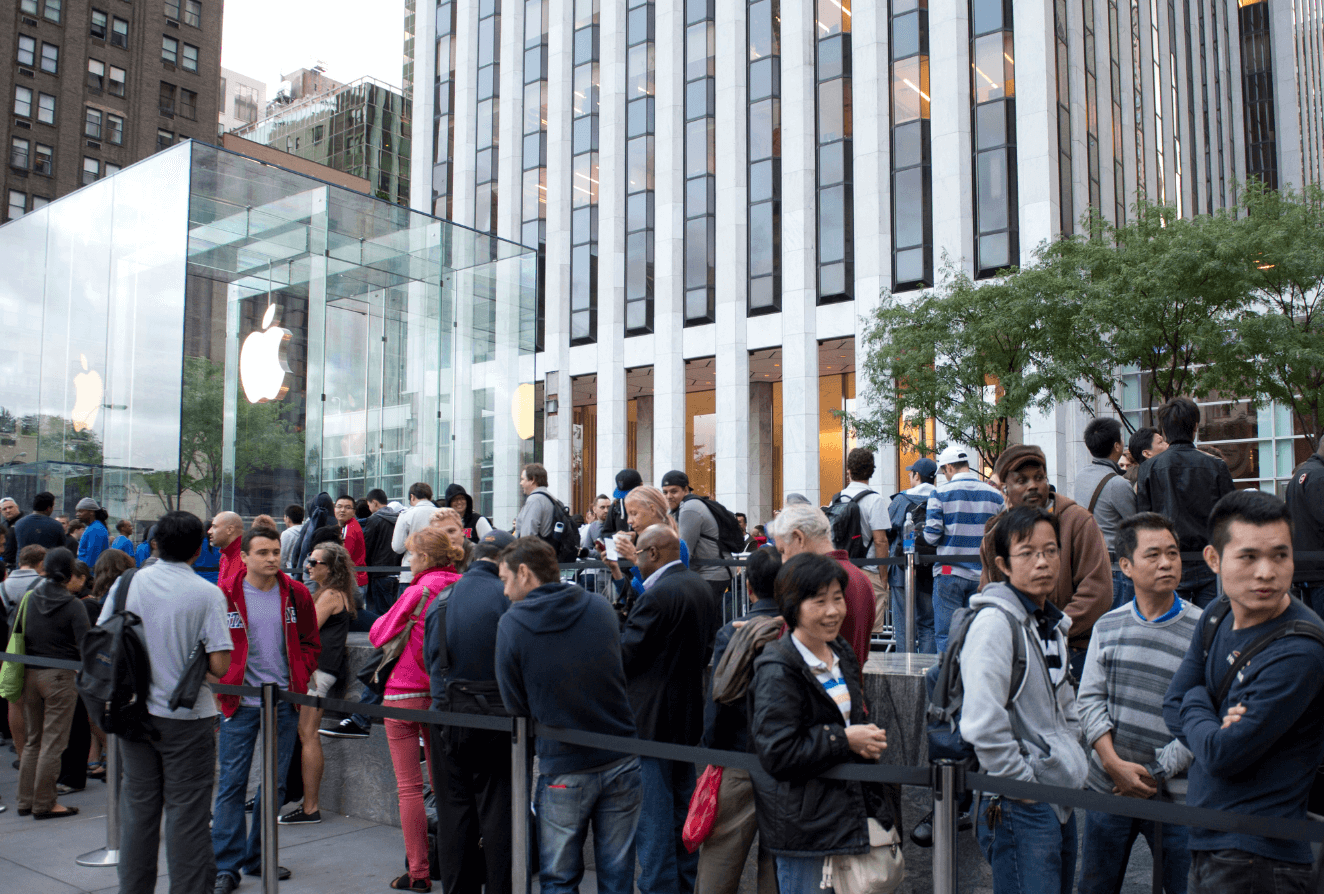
[389,874,432,892]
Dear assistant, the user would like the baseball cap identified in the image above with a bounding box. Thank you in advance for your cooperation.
[474,529,516,560]
[661,470,690,489]
[935,445,971,467]
[906,457,938,478]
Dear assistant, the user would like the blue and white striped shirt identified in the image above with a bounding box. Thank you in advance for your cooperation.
[923,471,1004,581]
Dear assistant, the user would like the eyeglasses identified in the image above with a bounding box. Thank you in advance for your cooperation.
[305,559,323,568]
[1011,547,1060,562]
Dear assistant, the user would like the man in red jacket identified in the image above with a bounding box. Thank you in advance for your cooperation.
[212,527,320,894]
[208,511,245,592]
[335,494,369,592]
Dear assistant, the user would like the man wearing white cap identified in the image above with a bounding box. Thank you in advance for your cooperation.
[922,445,1004,651]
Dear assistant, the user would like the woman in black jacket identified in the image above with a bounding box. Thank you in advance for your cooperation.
[748,552,902,892]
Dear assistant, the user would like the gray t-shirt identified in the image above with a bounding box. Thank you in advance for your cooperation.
[241,579,289,707]
[514,487,556,539]
[97,560,232,720]
[676,498,729,583]
[839,481,892,559]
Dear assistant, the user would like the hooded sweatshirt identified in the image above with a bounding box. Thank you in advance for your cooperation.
[958,581,1089,824]
[21,577,91,662]
[443,483,493,543]
[496,580,638,775]
[295,493,336,578]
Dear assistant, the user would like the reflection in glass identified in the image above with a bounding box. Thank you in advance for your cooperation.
[748,0,781,314]
[890,0,932,289]
[625,0,656,334]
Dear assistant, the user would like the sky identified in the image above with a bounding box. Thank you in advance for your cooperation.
[220,0,408,100]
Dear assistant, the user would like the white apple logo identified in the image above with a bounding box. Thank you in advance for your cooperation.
[71,353,103,433]
[240,305,292,404]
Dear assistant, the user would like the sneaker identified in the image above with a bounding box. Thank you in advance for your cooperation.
[278,807,322,825]
[319,718,370,739]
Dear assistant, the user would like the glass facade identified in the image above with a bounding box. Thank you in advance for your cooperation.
[1055,0,1074,234]
[890,0,932,289]
[1239,0,1278,189]
[521,0,549,349]
[625,0,656,334]
[237,78,412,206]
[816,0,853,303]
[1084,0,1101,214]
[683,0,715,325]
[0,142,536,529]
[1131,0,1147,194]
[474,0,502,234]
[433,0,459,218]
[971,0,1018,276]
[570,0,601,343]
[1149,0,1166,204]
[748,0,781,314]
[1109,0,1127,221]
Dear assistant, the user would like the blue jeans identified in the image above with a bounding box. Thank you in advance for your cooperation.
[933,574,980,653]
[1188,849,1313,894]
[976,795,1077,894]
[1112,570,1136,609]
[1175,568,1219,608]
[890,579,936,653]
[536,757,643,894]
[776,854,831,893]
[213,702,298,880]
[1079,809,1189,894]
[636,757,698,894]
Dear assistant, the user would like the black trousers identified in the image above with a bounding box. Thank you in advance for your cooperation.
[57,698,91,790]
[427,724,513,894]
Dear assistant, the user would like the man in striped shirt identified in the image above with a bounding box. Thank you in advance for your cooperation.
[924,444,1004,651]
[1077,512,1199,894]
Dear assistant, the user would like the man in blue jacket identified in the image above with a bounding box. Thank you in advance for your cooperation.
[1164,489,1324,893]
[495,537,641,894]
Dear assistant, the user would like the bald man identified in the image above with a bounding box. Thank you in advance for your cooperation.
[620,524,720,894]
[209,512,245,591]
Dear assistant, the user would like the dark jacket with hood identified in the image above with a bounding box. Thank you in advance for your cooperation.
[295,492,335,578]
[442,483,487,543]
[495,580,637,776]
[604,469,643,536]
[360,504,404,577]
[748,633,900,857]
[22,577,91,662]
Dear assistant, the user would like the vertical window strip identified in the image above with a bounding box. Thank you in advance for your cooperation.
[1238,0,1278,188]
[521,0,549,350]
[1211,0,1227,205]
[1195,0,1213,212]
[433,1,459,219]
[890,0,932,288]
[1169,0,1183,216]
[971,0,1018,277]
[1084,0,1101,214]
[624,0,656,334]
[1130,0,1147,194]
[683,0,716,325]
[1109,0,1127,222]
[816,0,853,302]
[1055,0,1074,233]
[570,0,600,343]
[474,0,502,236]
[1149,0,1166,205]
[1181,0,1199,212]
[747,0,781,314]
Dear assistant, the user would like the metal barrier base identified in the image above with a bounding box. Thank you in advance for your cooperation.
[75,848,119,867]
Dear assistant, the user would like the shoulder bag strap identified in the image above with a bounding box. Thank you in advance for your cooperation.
[1212,621,1324,707]
[1087,472,1118,514]
[113,568,137,615]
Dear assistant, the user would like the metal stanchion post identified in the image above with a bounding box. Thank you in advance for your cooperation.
[260,682,279,894]
[932,759,960,894]
[511,717,532,894]
[76,734,121,867]
[905,552,917,656]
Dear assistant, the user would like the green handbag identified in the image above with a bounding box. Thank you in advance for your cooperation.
[0,592,33,701]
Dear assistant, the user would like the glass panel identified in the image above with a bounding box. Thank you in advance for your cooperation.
[972,0,1003,34]
[818,80,850,142]
[750,0,774,59]
[750,160,774,202]
[686,119,713,176]
[977,150,1010,232]
[976,100,1007,148]
[893,56,926,122]
[893,120,922,168]
[749,100,776,160]
[893,12,920,59]
[894,168,924,247]
[974,33,1008,102]
[820,141,845,184]
[979,231,1010,269]
[895,247,924,283]
[750,204,774,276]
[819,186,846,262]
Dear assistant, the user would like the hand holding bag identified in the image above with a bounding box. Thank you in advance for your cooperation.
[820,818,905,894]
[356,586,430,696]
[681,764,723,853]
[0,591,34,701]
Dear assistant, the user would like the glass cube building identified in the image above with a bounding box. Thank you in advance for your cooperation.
[0,140,537,534]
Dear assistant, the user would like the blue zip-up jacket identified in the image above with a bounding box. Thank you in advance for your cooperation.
[77,520,110,568]
[922,471,1003,580]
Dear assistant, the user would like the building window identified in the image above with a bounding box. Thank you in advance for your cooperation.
[43,0,60,23]
[890,0,932,290]
[14,86,34,118]
[472,0,500,235]
[520,0,549,349]
[85,107,104,140]
[816,0,853,302]
[10,138,31,169]
[6,191,25,222]
[624,0,655,334]
[1149,0,1166,205]
[182,43,198,72]
[82,156,100,185]
[106,112,124,143]
[185,0,202,26]
[20,0,37,14]
[31,195,48,209]
[1108,0,1126,221]
[162,36,178,65]
[88,58,106,91]
[234,83,258,123]
[1238,0,1277,188]
[157,129,173,149]
[179,88,196,119]
[1054,0,1073,233]
[1130,0,1146,195]
[683,0,715,325]
[312,123,324,143]
[159,81,176,115]
[748,0,781,314]
[109,65,126,96]
[40,42,58,75]
[970,0,1018,277]
[91,9,108,39]
[569,0,600,344]
[104,162,120,176]
[433,0,459,219]
[165,0,180,18]
[112,17,129,48]
[37,92,55,124]
[34,143,52,175]
[17,36,36,68]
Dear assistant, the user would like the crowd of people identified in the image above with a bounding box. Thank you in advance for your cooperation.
[0,392,1321,894]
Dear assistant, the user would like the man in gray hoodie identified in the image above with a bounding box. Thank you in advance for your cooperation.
[959,506,1089,894]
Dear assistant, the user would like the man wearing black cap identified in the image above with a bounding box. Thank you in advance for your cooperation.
[605,469,644,538]
[424,529,517,894]
[661,470,732,603]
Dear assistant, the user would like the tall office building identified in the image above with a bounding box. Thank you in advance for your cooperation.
[3,0,222,221]
[412,0,1324,519]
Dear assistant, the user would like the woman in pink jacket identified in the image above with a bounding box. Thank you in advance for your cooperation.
[369,527,463,891]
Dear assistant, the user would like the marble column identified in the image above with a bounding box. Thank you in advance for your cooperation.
[747,382,775,526]
[634,393,654,483]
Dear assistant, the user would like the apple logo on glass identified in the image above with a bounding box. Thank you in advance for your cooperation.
[240,305,292,404]
[71,353,103,432]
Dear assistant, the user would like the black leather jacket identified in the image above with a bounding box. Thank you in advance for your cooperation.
[748,634,899,857]
[1136,441,1235,556]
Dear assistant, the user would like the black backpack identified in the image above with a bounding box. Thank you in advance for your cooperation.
[825,490,876,559]
[925,603,1029,766]
[681,495,746,555]
[532,492,583,563]
[77,569,153,742]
